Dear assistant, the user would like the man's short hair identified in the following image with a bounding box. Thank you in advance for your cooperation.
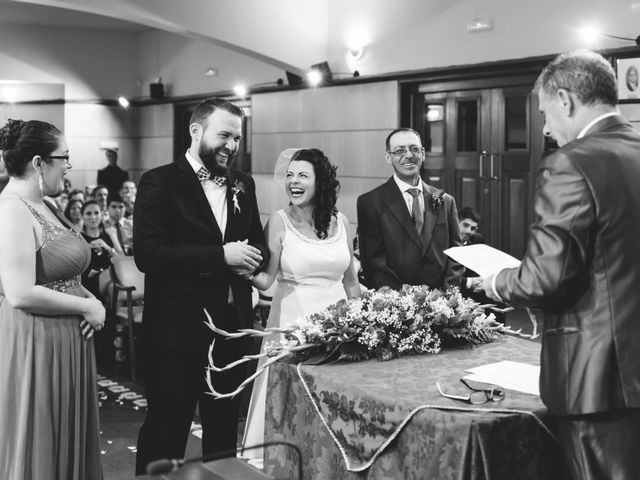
[107,193,124,206]
[534,50,617,107]
[189,98,244,129]
[458,206,480,223]
[385,128,421,152]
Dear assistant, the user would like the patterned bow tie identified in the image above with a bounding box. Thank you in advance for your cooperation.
[197,167,226,186]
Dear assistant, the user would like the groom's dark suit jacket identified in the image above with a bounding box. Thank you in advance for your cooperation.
[133,156,268,351]
[494,115,640,416]
[357,178,463,291]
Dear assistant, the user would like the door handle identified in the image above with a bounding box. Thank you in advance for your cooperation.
[479,150,488,179]
[490,152,500,181]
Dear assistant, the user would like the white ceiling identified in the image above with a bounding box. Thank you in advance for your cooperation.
[0,0,150,32]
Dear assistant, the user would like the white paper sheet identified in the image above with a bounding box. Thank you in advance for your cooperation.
[444,244,521,277]
[464,360,540,396]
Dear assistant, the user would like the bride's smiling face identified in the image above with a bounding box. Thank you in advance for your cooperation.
[286,160,316,207]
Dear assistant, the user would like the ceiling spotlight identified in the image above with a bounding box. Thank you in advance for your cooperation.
[466,18,494,33]
[205,67,218,77]
[578,25,601,43]
[306,69,323,87]
[0,87,18,103]
[233,85,248,98]
[577,25,640,45]
[118,96,130,108]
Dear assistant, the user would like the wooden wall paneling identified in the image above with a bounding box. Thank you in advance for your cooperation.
[1,104,64,132]
[138,137,173,170]
[252,81,399,134]
[503,173,528,257]
[133,104,174,138]
[338,177,392,225]
[458,175,478,210]
[252,130,392,177]
[253,173,290,217]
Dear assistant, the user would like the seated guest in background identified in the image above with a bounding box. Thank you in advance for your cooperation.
[81,199,121,371]
[119,180,136,219]
[458,206,484,245]
[81,199,123,301]
[64,198,84,231]
[97,145,129,195]
[457,206,506,323]
[69,188,85,203]
[92,184,109,220]
[62,177,72,194]
[103,193,133,255]
[54,190,69,213]
[357,127,463,290]
[481,50,640,479]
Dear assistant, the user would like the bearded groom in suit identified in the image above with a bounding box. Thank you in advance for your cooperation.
[133,98,268,475]
[357,128,463,291]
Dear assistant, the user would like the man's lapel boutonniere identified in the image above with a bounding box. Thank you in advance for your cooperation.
[231,180,244,214]
[429,189,445,211]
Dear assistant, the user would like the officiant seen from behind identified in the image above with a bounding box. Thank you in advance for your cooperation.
[481,49,640,480]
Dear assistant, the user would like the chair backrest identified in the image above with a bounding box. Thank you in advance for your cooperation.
[110,255,145,301]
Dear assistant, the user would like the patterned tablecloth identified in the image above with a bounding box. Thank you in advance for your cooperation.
[264,334,569,480]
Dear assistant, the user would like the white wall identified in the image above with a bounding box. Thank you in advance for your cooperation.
[0,25,139,100]
[137,30,288,98]
[327,0,639,76]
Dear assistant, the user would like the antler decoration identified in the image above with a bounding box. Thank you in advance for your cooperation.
[203,308,318,399]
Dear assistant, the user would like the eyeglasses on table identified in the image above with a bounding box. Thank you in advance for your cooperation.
[436,379,505,405]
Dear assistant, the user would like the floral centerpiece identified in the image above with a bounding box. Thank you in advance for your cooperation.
[204,285,502,398]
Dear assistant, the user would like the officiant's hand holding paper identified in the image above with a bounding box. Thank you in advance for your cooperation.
[481,274,502,302]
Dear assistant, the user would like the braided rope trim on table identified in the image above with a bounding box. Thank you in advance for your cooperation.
[295,362,558,473]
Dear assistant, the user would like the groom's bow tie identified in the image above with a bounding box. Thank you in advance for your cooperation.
[197,166,227,187]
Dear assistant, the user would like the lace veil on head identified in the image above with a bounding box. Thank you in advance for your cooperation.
[273,147,303,187]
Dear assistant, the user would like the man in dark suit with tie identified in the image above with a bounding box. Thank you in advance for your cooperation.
[482,50,640,479]
[133,98,268,475]
[357,128,463,290]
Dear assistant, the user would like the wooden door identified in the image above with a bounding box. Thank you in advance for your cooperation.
[419,86,543,257]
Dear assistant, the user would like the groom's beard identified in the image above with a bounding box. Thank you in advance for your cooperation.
[199,143,235,177]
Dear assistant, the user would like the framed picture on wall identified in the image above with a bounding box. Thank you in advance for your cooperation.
[617,57,640,103]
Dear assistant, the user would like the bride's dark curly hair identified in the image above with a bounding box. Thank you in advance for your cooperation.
[291,148,339,239]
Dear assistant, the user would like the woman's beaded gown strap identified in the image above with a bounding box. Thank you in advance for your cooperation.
[19,199,90,289]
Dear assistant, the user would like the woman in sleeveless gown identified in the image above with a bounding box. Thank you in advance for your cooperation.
[243,148,361,462]
[0,119,105,480]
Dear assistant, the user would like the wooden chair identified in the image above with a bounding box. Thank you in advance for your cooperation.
[110,255,145,381]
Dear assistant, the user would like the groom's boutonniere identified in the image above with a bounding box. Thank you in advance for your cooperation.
[429,190,445,211]
[231,180,244,214]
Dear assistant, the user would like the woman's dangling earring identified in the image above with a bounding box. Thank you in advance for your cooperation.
[38,171,44,198]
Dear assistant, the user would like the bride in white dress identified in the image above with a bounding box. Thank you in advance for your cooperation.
[243,148,361,461]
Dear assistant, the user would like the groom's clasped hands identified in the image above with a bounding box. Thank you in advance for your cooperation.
[223,239,263,276]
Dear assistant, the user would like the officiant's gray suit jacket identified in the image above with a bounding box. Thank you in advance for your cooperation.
[357,178,463,291]
[494,115,640,416]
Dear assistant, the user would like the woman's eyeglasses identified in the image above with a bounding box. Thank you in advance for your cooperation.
[436,379,505,405]
[47,155,70,163]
